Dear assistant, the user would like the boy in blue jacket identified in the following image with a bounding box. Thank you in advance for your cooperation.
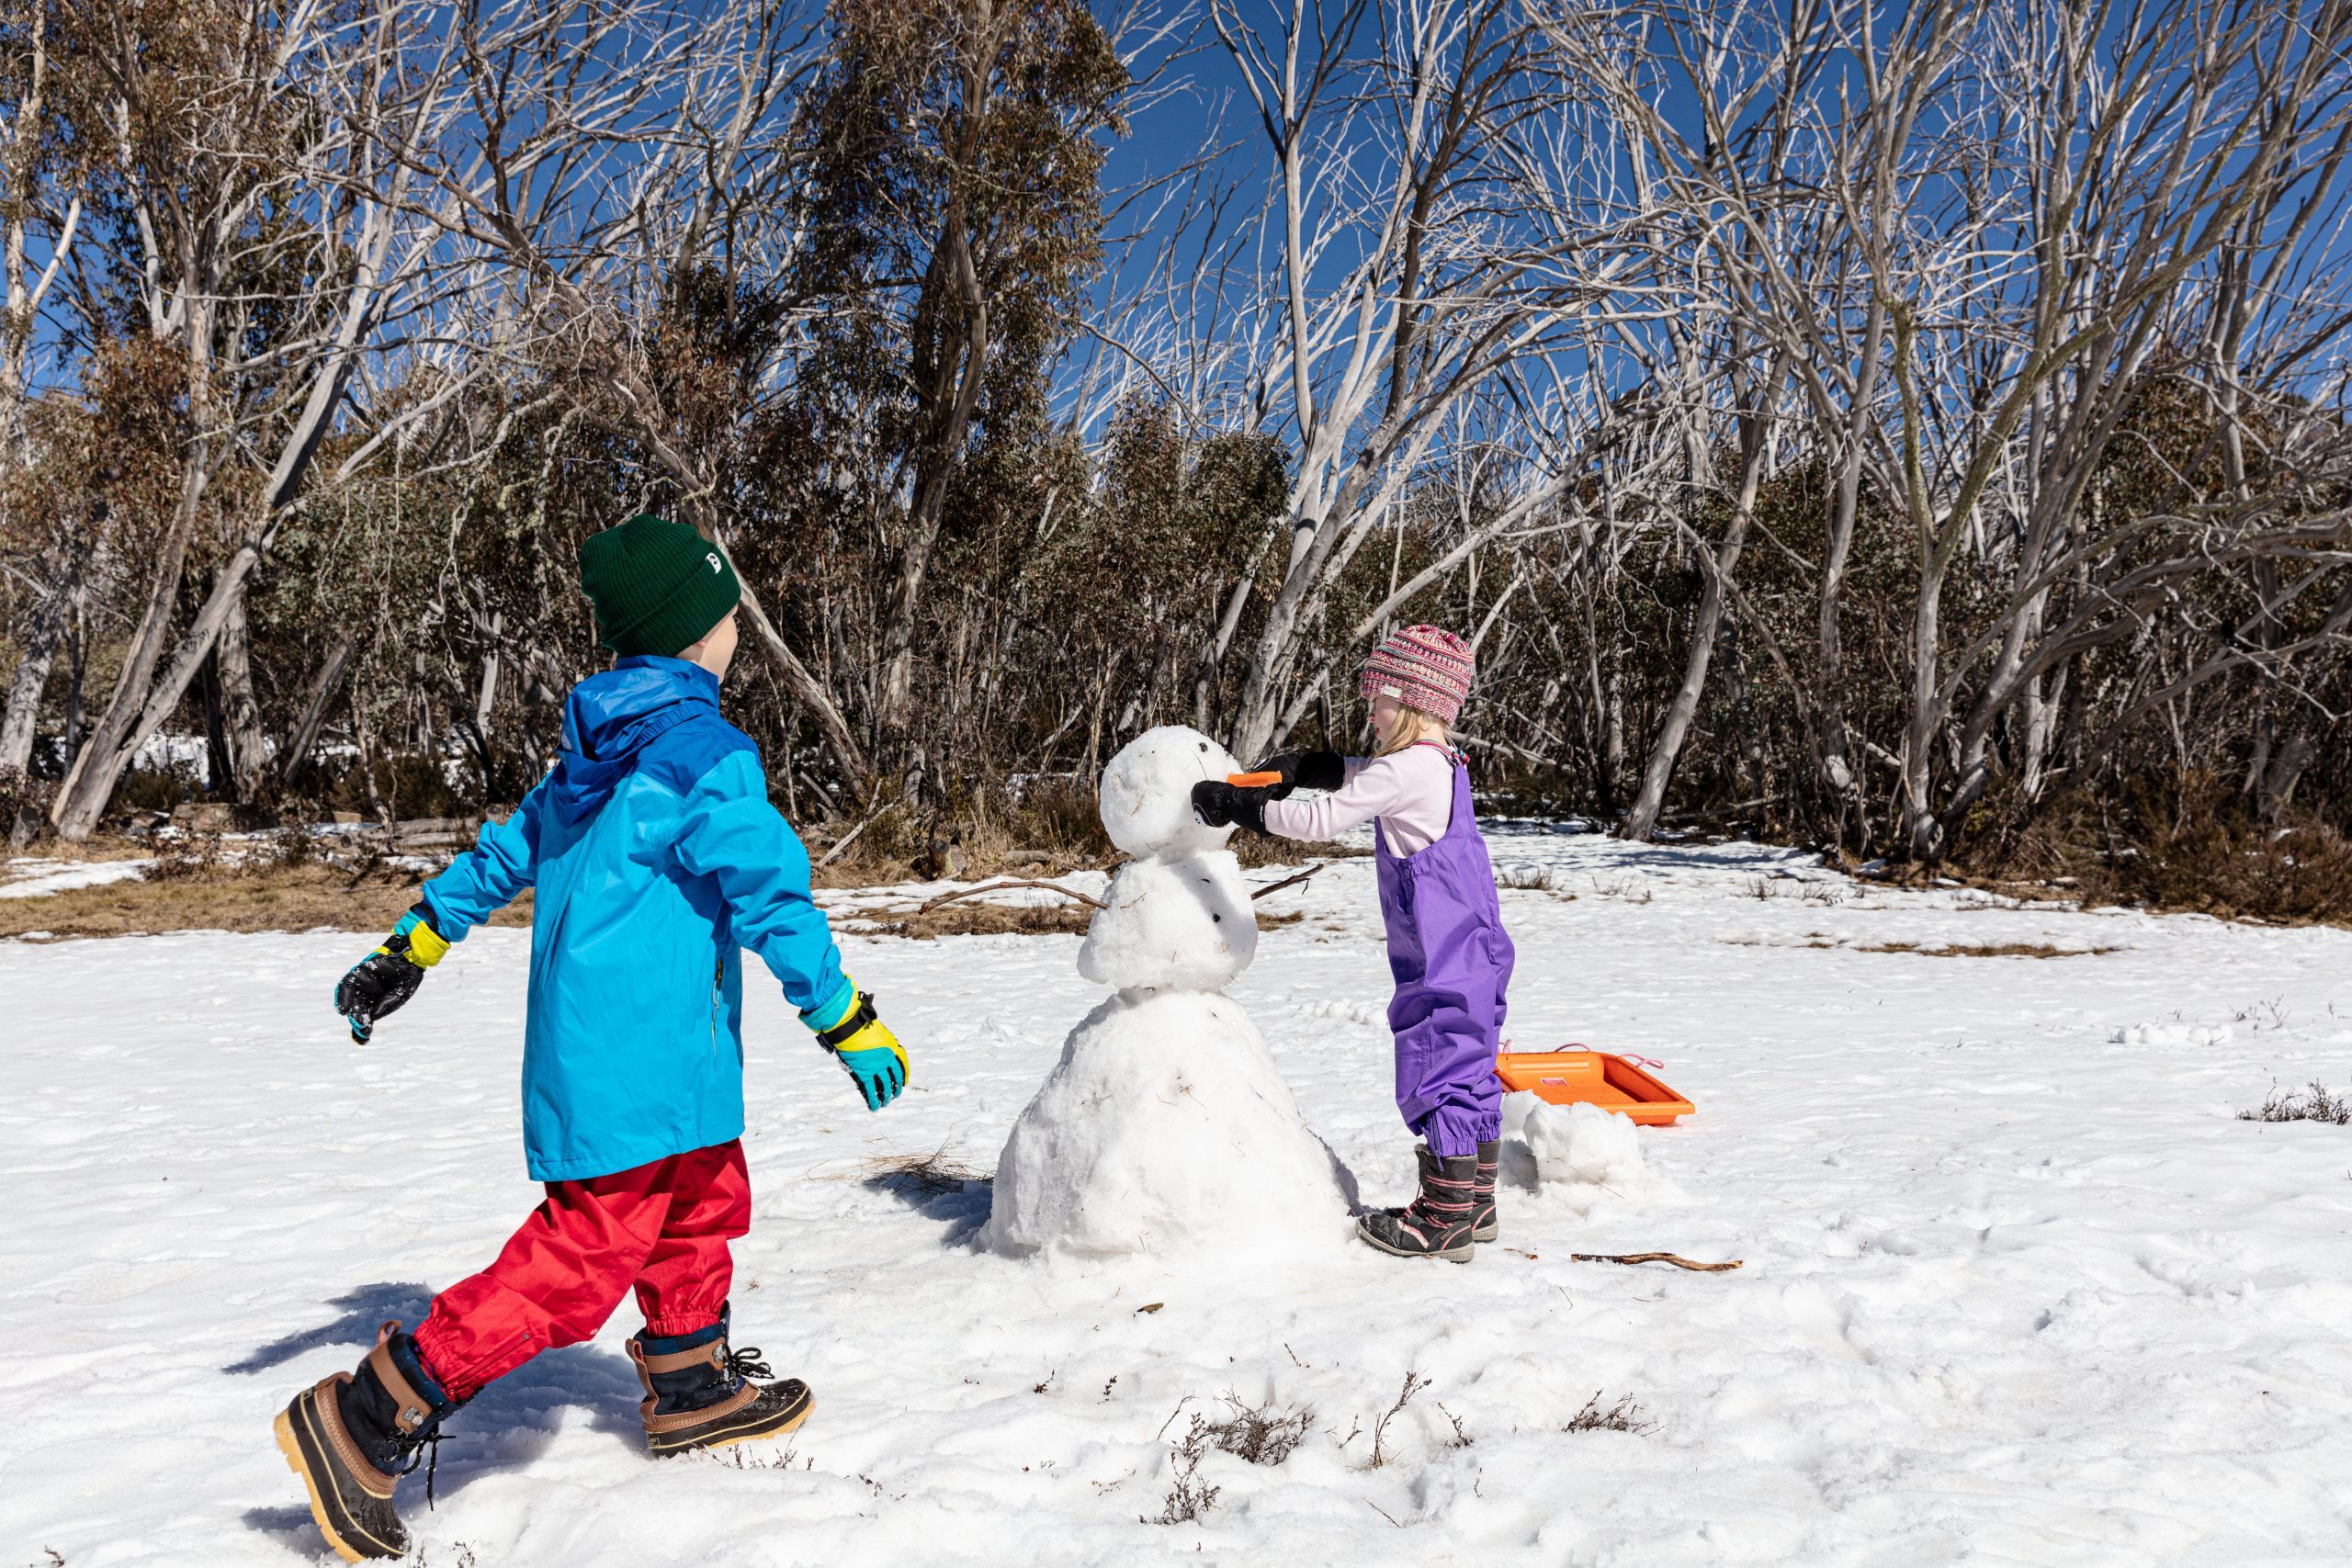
[275,513,909,1562]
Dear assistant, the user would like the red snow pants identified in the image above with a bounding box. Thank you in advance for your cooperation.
[412,1139,751,1402]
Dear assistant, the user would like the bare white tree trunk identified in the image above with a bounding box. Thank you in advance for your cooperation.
[0,566,71,772]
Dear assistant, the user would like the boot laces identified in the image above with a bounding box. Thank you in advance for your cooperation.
[390,1425,447,1510]
[723,1345,772,1383]
[370,1319,450,1509]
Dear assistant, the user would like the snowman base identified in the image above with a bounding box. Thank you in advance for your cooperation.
[980,989,1354,1260]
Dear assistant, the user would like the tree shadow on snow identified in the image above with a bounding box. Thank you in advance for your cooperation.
[861,1168,994,1247]
[861,1145,1367,1247]
[225,1281,436,1375]
[1611,842,1815,874]
[424,1343,646,1496]
[232,1280,653,1507]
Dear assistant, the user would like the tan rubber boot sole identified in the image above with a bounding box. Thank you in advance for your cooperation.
[273,1405,379,1563]
[651,1383,816,1458]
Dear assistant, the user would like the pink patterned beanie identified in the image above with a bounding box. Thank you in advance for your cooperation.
[1359,625,1475,725]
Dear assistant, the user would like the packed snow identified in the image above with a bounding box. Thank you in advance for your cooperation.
[1518,1100,1646,1190]
[981,990,1354,1261]
[6,829,2352,1564]
[1075,852,1257,993]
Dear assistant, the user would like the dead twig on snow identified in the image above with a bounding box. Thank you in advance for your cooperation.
[917,878,1108,914]
[1250,862,1327,900]
[1571,1251,1743,1272]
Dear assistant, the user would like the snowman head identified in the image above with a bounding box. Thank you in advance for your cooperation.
[1099,726,1240,860]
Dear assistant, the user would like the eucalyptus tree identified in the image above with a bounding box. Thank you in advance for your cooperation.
[40,0,481,840]
[1198,0,1668,764]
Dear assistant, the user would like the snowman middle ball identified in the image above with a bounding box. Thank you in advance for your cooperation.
[1079,851,1259,993]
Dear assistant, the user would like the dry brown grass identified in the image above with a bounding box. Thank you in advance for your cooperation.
[1951,777,2352,927]
[865,901,1098,940]
[2237,1081,2352,1124]
[851,1149,996,1194]
[4,831,151,865]
[797,771,1365,890]
[6,799,1341,943]
[1563,1392,1653,1434]
[849,900,1305,941]
[1720,935,2120,958]
[809,833,1363,892]
[1851,940,2120,959]
[0,856,531,941]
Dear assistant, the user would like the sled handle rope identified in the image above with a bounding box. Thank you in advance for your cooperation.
[1571,1252,1744,1273]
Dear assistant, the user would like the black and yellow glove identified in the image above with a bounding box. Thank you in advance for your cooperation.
[813,988,908,1111]
[333,904,449,1044]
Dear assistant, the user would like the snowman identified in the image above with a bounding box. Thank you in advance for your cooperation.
[981,726,1354,1259]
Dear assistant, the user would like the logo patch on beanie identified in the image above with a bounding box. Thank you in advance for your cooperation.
[707,552,723,574]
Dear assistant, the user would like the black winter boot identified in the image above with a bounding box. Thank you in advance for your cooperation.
[274,1322,458,1562]
[627,1304,813,1458]
[1356,1145,1477,1263]
[1472,1140,1500,1243]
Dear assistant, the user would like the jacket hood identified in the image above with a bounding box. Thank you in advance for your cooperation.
[547,657,719,823]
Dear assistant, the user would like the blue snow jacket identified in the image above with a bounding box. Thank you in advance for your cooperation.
[416,656,855,1181]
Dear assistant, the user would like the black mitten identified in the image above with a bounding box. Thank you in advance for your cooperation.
[1252,751,1343,797]
[1191,779,1272,834]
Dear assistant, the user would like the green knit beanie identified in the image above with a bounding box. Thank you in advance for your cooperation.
[578,513,743,657]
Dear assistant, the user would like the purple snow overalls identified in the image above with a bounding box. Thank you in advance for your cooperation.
[1374,744,1515,1159]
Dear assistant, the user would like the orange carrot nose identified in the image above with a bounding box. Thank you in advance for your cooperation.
[1227,771,1283,787]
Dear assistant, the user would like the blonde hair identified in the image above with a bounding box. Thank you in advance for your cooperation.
[1373,703,1450,758]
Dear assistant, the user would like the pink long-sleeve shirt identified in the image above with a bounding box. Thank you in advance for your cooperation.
[1261,744,1456,854]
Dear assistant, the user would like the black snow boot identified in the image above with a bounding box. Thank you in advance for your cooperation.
[1356,1145,1477,1263]
[627,1304,813,1458]
[1471,1140,1500,1243]
[274,1322,459,1562]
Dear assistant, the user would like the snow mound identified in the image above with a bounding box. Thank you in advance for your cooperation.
[1297,998,1383,1028]
[1078,852,1256,993]
[1098,726,1237,859]
[1523,1100,1644,1187]
[2111,1021,2234,1046]
[980,992,1352,1258]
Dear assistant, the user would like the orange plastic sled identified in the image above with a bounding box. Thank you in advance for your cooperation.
[1495,1049,1694,1125]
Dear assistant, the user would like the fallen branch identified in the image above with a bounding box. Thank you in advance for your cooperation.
[918,878,1108,915]
[1570,1252,1743,1273]
[1657,795,1790,825]
[1250,862,1326,901]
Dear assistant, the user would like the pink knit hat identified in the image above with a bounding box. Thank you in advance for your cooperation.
[1359,625,1475,725]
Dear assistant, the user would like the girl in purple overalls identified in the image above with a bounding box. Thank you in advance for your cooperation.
[1193,626,1514,1262]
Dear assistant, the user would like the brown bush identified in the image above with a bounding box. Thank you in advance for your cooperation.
[1957,776,2352,924]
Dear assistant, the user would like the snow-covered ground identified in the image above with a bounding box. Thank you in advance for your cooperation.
[5,830,2351,1565]
[1,854,152,899]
